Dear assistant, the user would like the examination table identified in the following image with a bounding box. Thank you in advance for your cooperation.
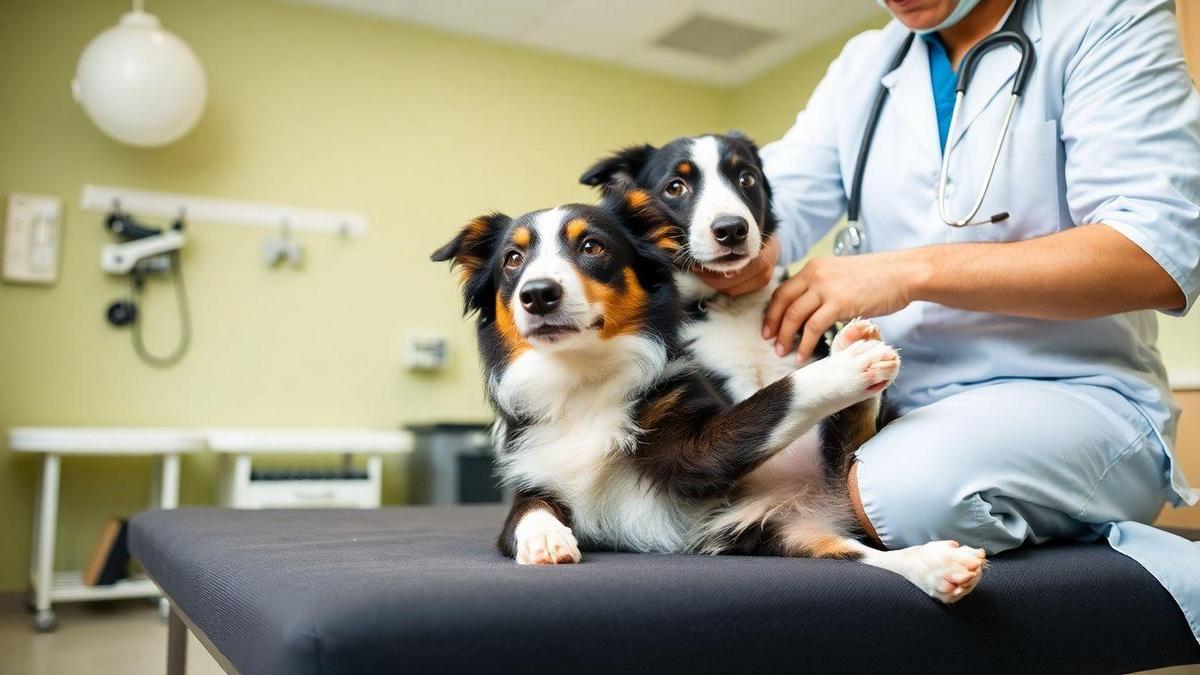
[129,506,1200,674]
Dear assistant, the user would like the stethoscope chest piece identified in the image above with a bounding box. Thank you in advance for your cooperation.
[833,224,864,257]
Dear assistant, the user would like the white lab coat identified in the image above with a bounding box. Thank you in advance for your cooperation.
[762,0,1200,497]
[761,0,1200,643]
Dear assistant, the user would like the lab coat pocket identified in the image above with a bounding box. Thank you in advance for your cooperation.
[956,119,1062,243]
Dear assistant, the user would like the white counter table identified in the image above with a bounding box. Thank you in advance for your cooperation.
[8,426,411,632]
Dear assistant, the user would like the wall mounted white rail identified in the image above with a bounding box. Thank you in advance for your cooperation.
[80,184,369,237]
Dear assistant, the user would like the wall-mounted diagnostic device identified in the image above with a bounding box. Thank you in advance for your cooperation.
[102,206,190,367]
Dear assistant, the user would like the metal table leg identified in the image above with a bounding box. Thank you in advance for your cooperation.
[230,453,252,508]
[160,453,180,509]
[366,453,384,508]
[32,453,59,632]
[158,453,181,618]
[167,604,188,675]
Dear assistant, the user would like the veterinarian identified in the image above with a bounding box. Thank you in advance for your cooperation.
[704,0,1200,639]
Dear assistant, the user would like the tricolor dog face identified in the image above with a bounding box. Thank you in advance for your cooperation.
[431,190,680,365]
[580,133,777,274]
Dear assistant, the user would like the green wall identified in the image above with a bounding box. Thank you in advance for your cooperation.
[0,0,728,590]
[1,1,1197,593]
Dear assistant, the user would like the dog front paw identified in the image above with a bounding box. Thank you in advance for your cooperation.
[515,512,581,565]
[830,318,882,353]
[826,338,900,395]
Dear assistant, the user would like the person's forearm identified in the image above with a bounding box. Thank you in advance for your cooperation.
[905,224,1185,320]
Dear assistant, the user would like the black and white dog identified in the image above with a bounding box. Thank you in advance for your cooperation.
[582,133,888,477]
[433,181,986,602]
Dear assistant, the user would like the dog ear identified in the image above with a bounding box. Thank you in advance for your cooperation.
[580,144,656,195]
[724,129,761,153]
[431,213,511,316]
[605,187,680,260]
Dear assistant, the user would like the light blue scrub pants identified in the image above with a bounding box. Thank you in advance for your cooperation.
[855,380,1200,642]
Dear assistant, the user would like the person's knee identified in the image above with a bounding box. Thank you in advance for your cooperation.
[853,457,987,549]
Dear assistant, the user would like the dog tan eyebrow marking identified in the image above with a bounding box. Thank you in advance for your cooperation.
[626,189,651,209]
[565,218,588,243]
[512,227,532,248]
[677,162,692,175]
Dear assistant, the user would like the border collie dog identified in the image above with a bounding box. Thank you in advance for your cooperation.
[433,186,985,603]
[580,133,898,491]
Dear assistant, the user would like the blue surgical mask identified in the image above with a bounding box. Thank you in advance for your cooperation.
[874,0,985,35]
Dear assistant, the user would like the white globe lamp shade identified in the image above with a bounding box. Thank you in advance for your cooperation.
[71,9,207,147]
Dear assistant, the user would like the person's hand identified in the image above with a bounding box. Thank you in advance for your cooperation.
[762,250,927,361]
[694,236,781,296]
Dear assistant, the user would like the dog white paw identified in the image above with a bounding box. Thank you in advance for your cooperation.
[830,318,882,353]
[906,540,986,604]
[515,511,581,565]
[819,338,900,398]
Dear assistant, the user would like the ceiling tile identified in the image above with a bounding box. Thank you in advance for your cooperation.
[697,0,810,33]
[532,0,698,44]
[277,0,888,86]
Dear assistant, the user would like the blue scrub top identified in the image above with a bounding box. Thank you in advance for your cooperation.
[923,34,956,152]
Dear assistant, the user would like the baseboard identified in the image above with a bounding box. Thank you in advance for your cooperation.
[1170,369,1200,391]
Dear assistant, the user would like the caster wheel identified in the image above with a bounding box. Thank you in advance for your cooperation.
[33,609,57,632]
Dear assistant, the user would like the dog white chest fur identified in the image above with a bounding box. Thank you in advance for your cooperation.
[493,336,705,553]
[678,273,797,401]
[676,272,824,480]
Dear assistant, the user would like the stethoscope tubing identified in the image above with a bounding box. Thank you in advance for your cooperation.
[937,91,1019,227]
[837,0,1035,254]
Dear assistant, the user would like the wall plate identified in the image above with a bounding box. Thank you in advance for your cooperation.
[3,193,63,285]
[404,332,449,372]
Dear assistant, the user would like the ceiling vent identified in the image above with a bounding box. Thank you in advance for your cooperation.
[653,14,777,61]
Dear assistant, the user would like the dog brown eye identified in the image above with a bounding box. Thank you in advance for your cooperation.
[581,239,605,256]
[663,179,689,199]
[504,251,524,269]
[739,171,757,188]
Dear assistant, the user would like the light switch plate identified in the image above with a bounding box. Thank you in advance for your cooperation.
[3,193,63,285]
[404,332,449,372]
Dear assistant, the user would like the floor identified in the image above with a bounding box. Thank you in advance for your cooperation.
[0,597,221,675]
[0,595,1197,675]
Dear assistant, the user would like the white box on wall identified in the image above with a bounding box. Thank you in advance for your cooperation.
[3,193,63,285]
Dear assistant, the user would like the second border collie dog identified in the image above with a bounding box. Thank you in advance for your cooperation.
[432,187,985,603]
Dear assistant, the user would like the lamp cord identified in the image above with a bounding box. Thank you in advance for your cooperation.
[130,250,191,368]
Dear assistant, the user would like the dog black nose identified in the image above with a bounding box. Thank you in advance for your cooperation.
[519,278,563,315]
[712,216,749,246]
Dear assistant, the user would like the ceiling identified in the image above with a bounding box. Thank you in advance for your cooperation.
[278,0,888,87]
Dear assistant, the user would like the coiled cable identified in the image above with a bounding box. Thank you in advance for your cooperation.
[130,250,191,367]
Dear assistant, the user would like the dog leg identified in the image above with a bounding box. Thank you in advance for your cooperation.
[851,539,987,603]
[768,337,899,448]
[638,337,897,499]
[820,320,891,483]
[773,520,865,560]
[497,491,580,565]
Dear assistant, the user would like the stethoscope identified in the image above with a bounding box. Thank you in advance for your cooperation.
[833,0,1036,256]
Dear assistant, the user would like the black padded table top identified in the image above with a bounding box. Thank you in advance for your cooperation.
[130,506,1200,675]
